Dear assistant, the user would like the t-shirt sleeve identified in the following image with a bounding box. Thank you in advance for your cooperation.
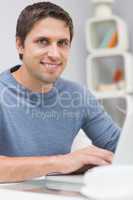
[81,88,121,152]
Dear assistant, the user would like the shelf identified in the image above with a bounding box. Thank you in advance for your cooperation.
[92,90,126,99]
[86,15,129,52]
[86,52,133,95]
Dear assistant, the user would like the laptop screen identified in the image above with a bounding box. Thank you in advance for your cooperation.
[113,106,133,165]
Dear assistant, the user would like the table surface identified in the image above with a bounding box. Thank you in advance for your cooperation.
[0,177,89,200]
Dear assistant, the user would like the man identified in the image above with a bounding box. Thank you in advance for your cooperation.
[0,2,120,182]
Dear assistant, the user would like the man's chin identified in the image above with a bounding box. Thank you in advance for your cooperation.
[41,76,59,84]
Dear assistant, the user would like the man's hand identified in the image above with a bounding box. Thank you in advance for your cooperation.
[55,145,113,174]
[0,145,113,182]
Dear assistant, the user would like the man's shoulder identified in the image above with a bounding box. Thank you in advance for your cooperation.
[0,71,7,86]
[0,69,10,86]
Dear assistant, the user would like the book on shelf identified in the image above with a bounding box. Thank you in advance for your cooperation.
[100,28,118,48]
[108,31,118,48]
[113,66,124,83]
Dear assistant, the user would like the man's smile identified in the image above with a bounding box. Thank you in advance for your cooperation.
[40,61,62,72]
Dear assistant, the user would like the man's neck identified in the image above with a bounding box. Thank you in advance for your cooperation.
[12,65,53,93]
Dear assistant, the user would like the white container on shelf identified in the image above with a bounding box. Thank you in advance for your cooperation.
[92,0,115,18]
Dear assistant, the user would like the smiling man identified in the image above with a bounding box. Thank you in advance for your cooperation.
[0,2,120,182]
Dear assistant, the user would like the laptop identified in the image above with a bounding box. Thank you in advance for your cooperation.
[45,107,133,190]
[113,109,133,165]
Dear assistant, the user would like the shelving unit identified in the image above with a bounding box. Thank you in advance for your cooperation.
[86,16,128,52]
[86,0,133,127]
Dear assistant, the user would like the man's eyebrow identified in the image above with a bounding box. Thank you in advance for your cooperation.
[33,36,70,43]
[59,38,70,41]
[58,38,70,42]
[34,36,49,41]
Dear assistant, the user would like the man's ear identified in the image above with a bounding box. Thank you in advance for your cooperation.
[16,37,24,54]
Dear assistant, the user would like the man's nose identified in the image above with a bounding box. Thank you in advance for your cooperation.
[47,44,60,60]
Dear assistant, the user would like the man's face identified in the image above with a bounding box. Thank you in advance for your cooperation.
[16,17,71,84]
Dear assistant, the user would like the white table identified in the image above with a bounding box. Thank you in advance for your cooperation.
[0,177,88,200]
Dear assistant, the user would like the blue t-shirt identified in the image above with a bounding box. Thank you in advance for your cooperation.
[0,66,120,156]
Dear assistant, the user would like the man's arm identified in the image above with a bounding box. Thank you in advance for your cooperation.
[82,89,121,152]
[0,145,113,183]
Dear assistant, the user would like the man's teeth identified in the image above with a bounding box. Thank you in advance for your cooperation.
[46,64,57,68]
[41,62,59,68]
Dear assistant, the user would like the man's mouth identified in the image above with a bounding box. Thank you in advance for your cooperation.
[40,62,61,69]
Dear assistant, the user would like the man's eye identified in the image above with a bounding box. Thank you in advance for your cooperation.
[58,40,70,48]
[37,39,49,46]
